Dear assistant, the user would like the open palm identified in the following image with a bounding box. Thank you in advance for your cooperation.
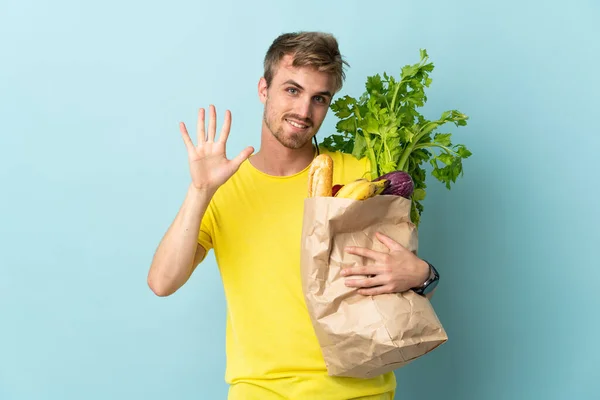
[180,105,254,191]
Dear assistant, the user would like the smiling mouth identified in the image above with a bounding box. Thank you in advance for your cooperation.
[286,118,310,129]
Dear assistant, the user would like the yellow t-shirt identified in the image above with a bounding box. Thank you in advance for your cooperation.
[197,148,396,400]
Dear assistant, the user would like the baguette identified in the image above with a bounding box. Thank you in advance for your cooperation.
[307,154,333,197]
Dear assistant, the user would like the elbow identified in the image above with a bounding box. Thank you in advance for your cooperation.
[147,274,174,297]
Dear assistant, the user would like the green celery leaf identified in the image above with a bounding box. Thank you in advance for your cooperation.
[330,95,356,118]
[380,123,399,139]
[321,136,341,152]
[456,145,473,158]
[336,117,356,134]
[366,74,384,95]
[431,166,445,184]
[359,114,380,136]
[412,188,426,201]
[437,153,454,165]
[401,64,419,78]
[433,133,452,146]
[439,110,451,120]
[366,96,381,118]
[352,133,367,159]
[399,126,415,143]
[380,136,402,175]
[413,148,432,162]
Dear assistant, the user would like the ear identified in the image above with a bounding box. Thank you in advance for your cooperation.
[258,77,268,104]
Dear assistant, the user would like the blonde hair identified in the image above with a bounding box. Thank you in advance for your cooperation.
[263,31,349,94]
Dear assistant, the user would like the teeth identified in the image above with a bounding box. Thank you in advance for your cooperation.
[287,119,308,129]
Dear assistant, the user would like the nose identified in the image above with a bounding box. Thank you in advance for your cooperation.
[296,96,312,121]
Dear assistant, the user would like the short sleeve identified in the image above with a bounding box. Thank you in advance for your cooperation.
[362,154,373,178]
[328,150,373,184]
[197,202,214,255]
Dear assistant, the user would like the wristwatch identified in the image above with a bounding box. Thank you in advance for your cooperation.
[412,260,439,296]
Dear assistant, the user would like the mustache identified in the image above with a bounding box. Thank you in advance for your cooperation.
[284,114,313,127]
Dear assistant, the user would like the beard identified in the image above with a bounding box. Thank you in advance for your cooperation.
[263,98,318,149]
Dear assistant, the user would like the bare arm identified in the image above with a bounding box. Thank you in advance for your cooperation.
[147,184,213,296]
[147,105,254,297]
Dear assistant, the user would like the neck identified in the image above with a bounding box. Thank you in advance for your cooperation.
[249,125,318,176]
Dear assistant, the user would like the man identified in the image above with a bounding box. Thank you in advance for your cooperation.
[148,31,439,400]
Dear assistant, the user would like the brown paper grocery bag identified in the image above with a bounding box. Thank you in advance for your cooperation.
[300,194,448,379]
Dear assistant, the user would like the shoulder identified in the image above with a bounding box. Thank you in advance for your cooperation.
[319,148,369,168]
[319,148,372,184]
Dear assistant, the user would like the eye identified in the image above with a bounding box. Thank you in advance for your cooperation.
[287,87,298,95]
[313,95,327,104]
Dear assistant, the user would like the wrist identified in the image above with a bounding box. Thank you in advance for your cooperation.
[412,260,439,296]
[189,183,217,197]
[414,259,431,288]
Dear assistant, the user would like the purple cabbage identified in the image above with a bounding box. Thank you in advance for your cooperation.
[374,170,414,199]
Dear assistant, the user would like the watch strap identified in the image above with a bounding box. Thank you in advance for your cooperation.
[412,260,439,296]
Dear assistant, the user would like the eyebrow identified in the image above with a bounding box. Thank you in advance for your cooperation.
[283,79,332,98]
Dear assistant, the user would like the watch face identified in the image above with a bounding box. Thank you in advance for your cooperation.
[423,278,439,295]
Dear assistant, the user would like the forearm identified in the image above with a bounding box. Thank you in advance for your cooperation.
[147,184,215,296]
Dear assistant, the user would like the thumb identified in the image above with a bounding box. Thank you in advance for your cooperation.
[231,146,255,169]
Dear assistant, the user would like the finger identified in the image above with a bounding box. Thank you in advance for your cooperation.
[375,232,406,252]
[340,265,384,277]
[217,109,232,143]
[345,275,385,288]
[345,246,386,262]
[207,104,217,142]
[179,122,195,151]
[196,108,206,144]
[358,285,393,296]
[231,146,255,168]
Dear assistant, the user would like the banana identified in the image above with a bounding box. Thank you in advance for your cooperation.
[334,179,388,200]
[342,180,379,200]
[333,179,369,199]
[371,179,388,196]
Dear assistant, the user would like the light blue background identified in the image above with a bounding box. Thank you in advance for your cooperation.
[1,0,598,399]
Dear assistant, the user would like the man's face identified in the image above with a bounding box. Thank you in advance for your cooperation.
[259,54,336,150]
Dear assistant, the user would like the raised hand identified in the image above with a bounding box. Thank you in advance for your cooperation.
[179,105,254,192]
